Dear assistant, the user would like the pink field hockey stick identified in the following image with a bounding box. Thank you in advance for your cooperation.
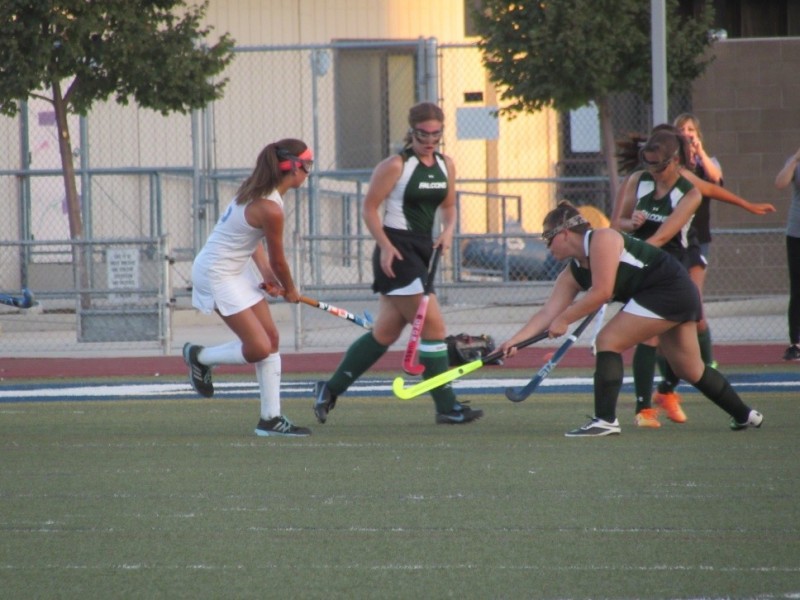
[402,246,442,376]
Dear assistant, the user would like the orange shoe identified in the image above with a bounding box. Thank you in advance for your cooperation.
[654,391,687,423]
[634,407,661,428]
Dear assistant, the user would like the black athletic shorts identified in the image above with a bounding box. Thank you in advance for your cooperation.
[371,227,434,295]
[626,253,703,323]
[675,243,707,271]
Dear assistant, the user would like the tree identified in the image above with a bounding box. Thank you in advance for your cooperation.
[472,0,714,206]
[0,0,234,305]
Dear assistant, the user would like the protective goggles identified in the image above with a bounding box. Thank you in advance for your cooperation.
[411,127,443,143]
[278,147,314,173]
[639,148,676,174]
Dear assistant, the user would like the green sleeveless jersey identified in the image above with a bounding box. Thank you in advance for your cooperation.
[634,171,696,255]
[569,230,666,303]
[382,148,448,235]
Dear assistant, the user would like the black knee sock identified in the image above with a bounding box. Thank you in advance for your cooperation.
[594,351,623,423]
[692,366,750,422]
[633,344,656,411]
[656,355,679,394]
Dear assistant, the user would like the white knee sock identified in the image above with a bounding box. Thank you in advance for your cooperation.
[256,353,281,420]
[198,340,248,366]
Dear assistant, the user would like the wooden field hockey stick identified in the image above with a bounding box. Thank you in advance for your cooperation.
[392,330,550,400]
[504,310,600,403]
[260,283,373,329]
[402,246,442,375]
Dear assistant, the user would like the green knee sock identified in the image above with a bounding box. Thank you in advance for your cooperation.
[328,333,388,395]
[698,328,714,366]
[419,339,457,414]
[633,344,657,412]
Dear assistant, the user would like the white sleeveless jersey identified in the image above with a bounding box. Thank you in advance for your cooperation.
[195,190,284,277]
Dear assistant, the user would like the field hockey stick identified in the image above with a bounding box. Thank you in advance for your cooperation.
[0,288,37,309]
[505,310,600,403]
[402,246,442,375]
[260,283,373,329]
[392,330,550,400]
[590,303,607,355]
[302,296,374,329]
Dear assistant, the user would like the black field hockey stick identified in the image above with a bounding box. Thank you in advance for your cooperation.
[392,330,550,400]
[505,310,600,403]
[260,283,373,329]
[402,246,442,375]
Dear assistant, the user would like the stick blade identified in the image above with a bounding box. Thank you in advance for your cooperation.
[402,361,425,376]
[392,376,417,400]
[504,386,529,403]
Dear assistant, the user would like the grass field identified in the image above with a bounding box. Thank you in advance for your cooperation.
[1,380,798,599]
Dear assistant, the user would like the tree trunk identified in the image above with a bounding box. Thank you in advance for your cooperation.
[596,95,619,216]
[52,80,91,309]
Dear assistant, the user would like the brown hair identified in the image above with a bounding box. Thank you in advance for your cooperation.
[403,102,445,147]
[641,128,683,165]
[673,112,704,144]
[235,138,308,204]
[616,124,690,175]
[543,201,591,235]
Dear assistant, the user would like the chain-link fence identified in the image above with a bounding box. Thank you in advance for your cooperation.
[0,40,788,356]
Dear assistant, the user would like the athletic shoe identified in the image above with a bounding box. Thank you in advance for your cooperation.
[654,391,687,423]
[565,416,621,437]
[182,342,213,398]
[435,401,484,425]
[634,407,661,428]
[730,410,763,431]
[313,381,337,424]
[255,416,312,437]
[782,345,800,361]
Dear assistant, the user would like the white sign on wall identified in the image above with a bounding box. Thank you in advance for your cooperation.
[107,248,140,303]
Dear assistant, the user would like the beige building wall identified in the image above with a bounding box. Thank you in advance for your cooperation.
[199,0,475,46]
[195,0,557,234]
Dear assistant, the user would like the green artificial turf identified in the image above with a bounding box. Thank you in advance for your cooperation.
[1,390,797,599]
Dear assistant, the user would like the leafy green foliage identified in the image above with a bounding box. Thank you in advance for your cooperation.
[0,0,235,116]
[472,0,714,114]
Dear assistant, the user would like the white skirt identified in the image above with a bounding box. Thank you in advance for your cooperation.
[191,260,264,317]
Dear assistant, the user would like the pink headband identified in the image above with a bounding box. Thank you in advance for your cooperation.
[278,147,313,171]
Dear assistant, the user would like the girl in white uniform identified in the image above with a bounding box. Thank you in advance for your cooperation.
[183,139,313,437]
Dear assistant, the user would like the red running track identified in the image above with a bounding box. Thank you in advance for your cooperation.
[0,344,787,380]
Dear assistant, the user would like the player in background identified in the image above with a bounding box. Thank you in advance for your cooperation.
[183,139,313,437]
[612,126,775,428]
[774,145,800,361]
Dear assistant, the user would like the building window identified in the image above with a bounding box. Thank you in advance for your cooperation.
[334,44,417,170]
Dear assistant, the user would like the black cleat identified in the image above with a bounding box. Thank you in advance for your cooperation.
[313,381,337,424]
[435,401,484,425]
[255,416,311,437]
[182,342,213,398]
